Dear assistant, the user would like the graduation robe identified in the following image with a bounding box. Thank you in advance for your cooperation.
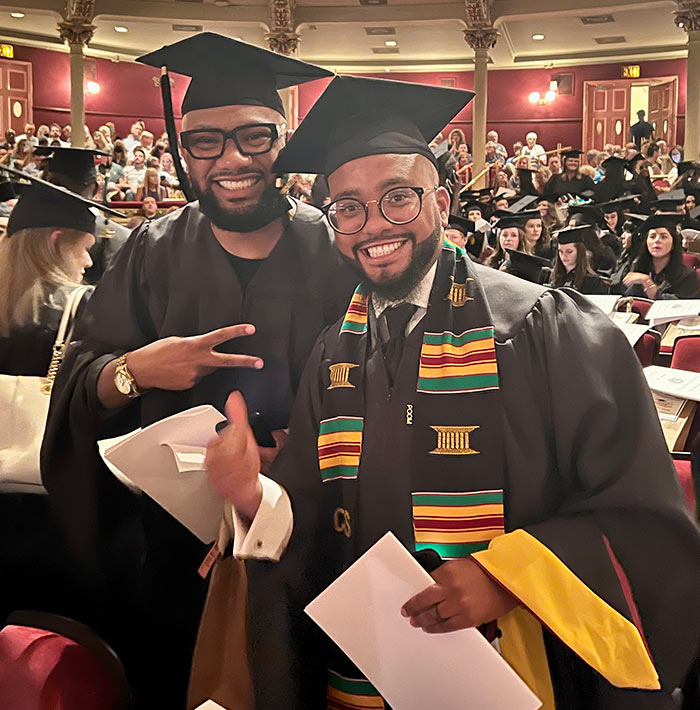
[246,263,700,710]
[40,198,358,705]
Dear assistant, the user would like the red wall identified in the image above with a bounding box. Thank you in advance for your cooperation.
[12,43,687,150]
[13,44,188,138]
[299,58,688,152]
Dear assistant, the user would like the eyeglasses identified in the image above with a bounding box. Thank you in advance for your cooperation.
[180,123,285,160]
[322,186,438,235]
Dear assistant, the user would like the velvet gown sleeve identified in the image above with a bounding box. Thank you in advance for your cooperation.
[40,224,158,570]
[472,289,700,697]
[245,328,343,710]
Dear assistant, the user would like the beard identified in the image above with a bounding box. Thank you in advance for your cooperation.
[192,176,289,233]
[346,220,443,301]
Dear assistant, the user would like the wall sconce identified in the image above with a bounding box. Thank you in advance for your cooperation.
[86,80,100,94]
[529,80,558,104]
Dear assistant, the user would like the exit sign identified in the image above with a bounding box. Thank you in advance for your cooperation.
[0,44,13,59]
[622,65,640,78]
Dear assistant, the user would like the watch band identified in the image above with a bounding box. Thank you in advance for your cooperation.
[115,353,142,398]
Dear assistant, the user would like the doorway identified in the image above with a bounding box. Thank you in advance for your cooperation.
[582,76,678,150]
[0,58,33,136]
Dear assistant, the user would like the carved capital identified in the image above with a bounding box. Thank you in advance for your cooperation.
[58,19,95,47]
[464,0,491,26]
[266,0,300,55]
[463,27,499,51]
[674,1,700,32]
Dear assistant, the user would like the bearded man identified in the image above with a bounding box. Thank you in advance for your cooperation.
[41,34,356,707]
[207,76,700,709]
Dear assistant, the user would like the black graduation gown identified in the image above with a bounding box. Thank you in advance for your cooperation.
[246,266,700,710]
[555,273,609,295]
[543,172,595,197]
[615,262,699,300]
[40,199,358,706]
[84,217,131,284]
[601,229,622,257]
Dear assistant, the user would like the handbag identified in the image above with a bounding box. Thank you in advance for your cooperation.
[0,285,91,494]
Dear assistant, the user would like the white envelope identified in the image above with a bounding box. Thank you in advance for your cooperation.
[646,299,700,327]
[306,532,541,710]
[99,405,227,543]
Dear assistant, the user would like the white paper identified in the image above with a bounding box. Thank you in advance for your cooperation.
[194,701,228,710]
[646,299,700,327]
[305,532,541,710]
[644,365,700,403]
[676,316,700,332]
[580,293,621,315]
[99,405,226,543]
[613,321,650,347]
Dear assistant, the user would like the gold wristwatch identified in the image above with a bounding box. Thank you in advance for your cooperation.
[114,354,142,399]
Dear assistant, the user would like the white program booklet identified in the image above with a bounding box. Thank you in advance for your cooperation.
[99,405,227,543]
[580,293,621,315]
[305,532,541,710]
[613,321,650,347]
[646,299,700,327]
[644,365,700,402]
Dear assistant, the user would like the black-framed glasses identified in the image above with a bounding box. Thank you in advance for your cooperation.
[180,123,285,160]
[322,186,438,235]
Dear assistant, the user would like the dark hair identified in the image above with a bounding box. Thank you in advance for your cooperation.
[632,225,683,277]
[133,147,146,158]
[645,142,659,158]
[551,241,595,288]
[486,227,525,269]
[523,215,552,254]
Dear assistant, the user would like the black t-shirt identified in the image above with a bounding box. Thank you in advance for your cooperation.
[629,120,654,148]
[226,252,265,289]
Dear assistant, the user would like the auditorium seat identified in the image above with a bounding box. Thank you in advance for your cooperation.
[672,455,696,515]
[671,335,700,373]
[0,611,131,710]
[624,297,655,323]
[633,331,660,367]
[682,252,700,270]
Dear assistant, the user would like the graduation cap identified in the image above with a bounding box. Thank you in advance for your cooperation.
[561,149,584,160]
[508,194,538,213]
[601,155,625,169]
[651,191,686,213]
[569,204,603,227]
[596,194,640,213]
[622,213,648,235]
[0,179,28,202]
[137,32,333,117]
[446,214,475,235]
[0,163,124,237]
[273,74,474,176]
[624,153,645,171]
[34,146,108,188]
[536,193,557,205]
[493,214,526,230]
[505,249,551,283]
[553,225,586,245]
[463,200,489,217]
[637,212,685,234]
[515,208,544,222]
[677,161,696,176]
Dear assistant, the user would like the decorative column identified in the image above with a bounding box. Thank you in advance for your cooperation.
[58,1,95,149]
[265,0,301,129]
[675,1,700,161]
[463,28,498,188]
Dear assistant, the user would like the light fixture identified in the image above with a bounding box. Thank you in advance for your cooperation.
[545,90,557,102]
[384,40,397,47]
[86,80,100,94]
[114,25,128,32]
[528,91,540,103]
[529,81,558,105]
[10,11,24,18]
[214,0,230,5]
[532,33,545,40]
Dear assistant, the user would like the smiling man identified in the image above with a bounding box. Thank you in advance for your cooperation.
[40,33,357,707]
[206,76,700,709]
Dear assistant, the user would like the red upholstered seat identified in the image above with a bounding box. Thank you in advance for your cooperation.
[671,335,700,373]
[673,458,696,515]
[627,298,654,322]
[0,613,130,710]
[633,331,660,367]
[682,252,700,270]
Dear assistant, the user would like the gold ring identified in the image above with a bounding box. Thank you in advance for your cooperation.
[432,602,447,623]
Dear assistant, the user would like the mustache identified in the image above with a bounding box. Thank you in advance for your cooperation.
[352,232,415,258]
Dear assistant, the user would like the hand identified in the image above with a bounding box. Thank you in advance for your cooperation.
[401,558,518,634]
[622,271,649,287]
[258,429,289,474]
[127,324,262,391]
[206,391,262,521]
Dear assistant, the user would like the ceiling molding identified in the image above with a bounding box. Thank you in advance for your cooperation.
[94,0,269,23]
[513,42,687,62]
[492,0,671,21]
[294,2,465,25]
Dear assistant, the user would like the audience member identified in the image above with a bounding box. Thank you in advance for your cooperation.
[585,149,604,182]
[48,123,66,147]
[135,166,166,201]
[448,128,466,157]
[123,147,147,197]
[484,141,503,166]
[521,131,546,164]
[62,124,72,144]
[4,128,15,148]
[506,141,523,165]
[122,122,143,154]
[112,140,128,167]
[16,122,37,147]
[138,130,155,157]
[547,154,561,174]
[36,124,50,141]
[486,130,507,161]
[522,211,555,259]
[141,195,160,220]
[628,109,655,150]
[486,219,525,270]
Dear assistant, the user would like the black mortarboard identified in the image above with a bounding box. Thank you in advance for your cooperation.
[601,155,625,169]
[0,180,27,202]
[561,149,584,160]
[553,225,586,245]
[596,194,640,213]
[137,33,333,116]
[463,201,489,217]
[622,213,647,235]
[505,249,551,283]
[273,75,474,175]
[637,212,684,234]
[446,214,475,235]
[508,195,538,212]
[569,204,603,227]
[651,192,686,213]
[512,207,542,221]
[625,153,645,171]
[0,164,124,237]
[493,214,526,230]
[536,193,557,204]
[677,161,695,176]
[34,146,108,188]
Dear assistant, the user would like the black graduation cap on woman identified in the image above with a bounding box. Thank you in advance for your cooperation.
[0,163,124,238]
[0,179,28,203]
[505,248,552,284]
[34,146,109,194]
[137,32,334,201]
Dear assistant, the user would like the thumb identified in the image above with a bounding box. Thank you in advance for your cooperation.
[225,390,249,427]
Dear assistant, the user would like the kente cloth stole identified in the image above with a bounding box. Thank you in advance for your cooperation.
[317,240,508,706]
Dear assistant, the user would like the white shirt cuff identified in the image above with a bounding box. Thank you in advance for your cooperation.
[230,474,293,561]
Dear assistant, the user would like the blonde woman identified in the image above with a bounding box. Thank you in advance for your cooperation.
[135,166,166,201]
[0,187,95,374]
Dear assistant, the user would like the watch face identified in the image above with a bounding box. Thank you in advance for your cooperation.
[115,370,132,395]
